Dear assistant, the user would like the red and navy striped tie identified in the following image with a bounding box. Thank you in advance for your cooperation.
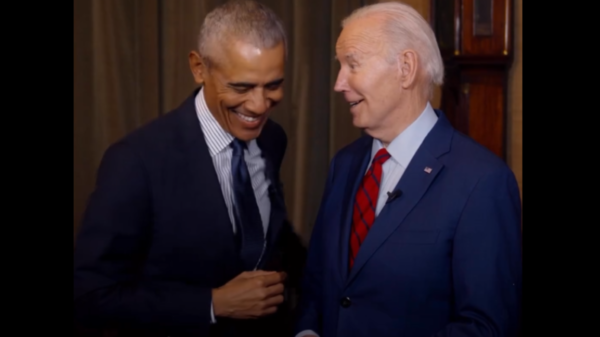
[349,148,391,269]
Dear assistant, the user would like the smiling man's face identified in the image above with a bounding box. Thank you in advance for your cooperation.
[189,39,285,141]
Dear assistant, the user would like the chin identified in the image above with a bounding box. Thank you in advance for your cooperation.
[352,117,369,129]
[231,127,264,141]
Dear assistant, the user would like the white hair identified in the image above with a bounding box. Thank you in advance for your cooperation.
[342,1,444,96]
[197,0,287,68]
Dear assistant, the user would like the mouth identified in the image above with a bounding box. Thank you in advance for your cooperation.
[230,108,262,126]
[349,99,364,108]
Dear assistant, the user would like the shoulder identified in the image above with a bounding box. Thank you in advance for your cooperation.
[125,109,183,148]
[450,131,513,177]
[331,135,372,166]
[263,119,287,143]
[261,118,288,158]
[99,103,190,170]
[444,131,519,200]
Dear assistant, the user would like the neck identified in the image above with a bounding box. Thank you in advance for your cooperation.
[370,92,428,147]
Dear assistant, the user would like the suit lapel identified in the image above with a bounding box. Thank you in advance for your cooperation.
[337,137,372,284]
[345,151,443,286]
[176,88,237,246]
[344,110,454,287]
[256,128,286,269]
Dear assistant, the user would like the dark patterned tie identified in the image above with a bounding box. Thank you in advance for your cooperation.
[349,148,391,269]
[231,139,265,270]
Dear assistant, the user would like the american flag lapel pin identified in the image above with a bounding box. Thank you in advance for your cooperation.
[424,167,432,174]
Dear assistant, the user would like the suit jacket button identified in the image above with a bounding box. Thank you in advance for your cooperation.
[340,297,351,308]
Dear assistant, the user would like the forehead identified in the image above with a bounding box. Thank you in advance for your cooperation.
[215,39,285,82]
[336,16,385,58]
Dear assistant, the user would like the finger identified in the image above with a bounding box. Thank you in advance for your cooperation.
[260,306,278,316]
[264,282,285,297]
[240,270,276,279]
[259,272,287,287]
[263,294,284,307]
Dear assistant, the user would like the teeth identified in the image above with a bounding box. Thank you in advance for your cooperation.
[237,112,258,122]
[350,100,363,107]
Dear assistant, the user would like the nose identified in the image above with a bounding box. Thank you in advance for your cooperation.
[246,89,269,114]
[333,68,348,92]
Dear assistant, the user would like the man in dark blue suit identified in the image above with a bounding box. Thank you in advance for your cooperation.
[74,1,305,336]
[294,2,522,337]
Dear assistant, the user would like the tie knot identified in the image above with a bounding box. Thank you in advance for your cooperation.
[231,138,247,153]
[372,148,391,166]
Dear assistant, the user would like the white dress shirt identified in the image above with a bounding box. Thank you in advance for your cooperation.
[195,88,272,323]
[195,88,271,233]
[296,102,438,337]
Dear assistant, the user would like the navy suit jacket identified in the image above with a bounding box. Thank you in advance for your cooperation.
[74,89,306,337]
[295,110,522,337]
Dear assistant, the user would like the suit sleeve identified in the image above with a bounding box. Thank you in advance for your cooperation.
[73,141,212,334]
[293,156,337,335]
[433,167,522,337]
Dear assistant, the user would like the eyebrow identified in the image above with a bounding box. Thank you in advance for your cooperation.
[347,52,362,62]
[333,52,360,62]
[227,78,285,89]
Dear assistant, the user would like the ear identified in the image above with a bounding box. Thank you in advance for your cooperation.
[397,49,419,90]
[189,51,207,84]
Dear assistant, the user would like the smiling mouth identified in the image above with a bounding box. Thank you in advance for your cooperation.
[230,109,261,123]
[349,99,364,107]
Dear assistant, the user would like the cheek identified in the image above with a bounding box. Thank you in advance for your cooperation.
[267,89,284,104]
[219,93,246,109]
[347,72,377,97]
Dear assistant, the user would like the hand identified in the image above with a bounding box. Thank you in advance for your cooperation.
[212,270,287,319]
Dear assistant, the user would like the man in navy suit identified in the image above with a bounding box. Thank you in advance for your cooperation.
[74,1,305,336]
[294,2,522,337]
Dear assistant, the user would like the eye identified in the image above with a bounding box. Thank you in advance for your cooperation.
[266,83,282,91]
[232,87,250,94]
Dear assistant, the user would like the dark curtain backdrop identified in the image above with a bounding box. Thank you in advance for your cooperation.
[74,0,438,243]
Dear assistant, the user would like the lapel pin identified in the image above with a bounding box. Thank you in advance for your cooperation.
[424,167,432,174]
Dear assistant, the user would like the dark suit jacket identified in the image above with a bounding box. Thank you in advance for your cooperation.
[74,88,306,337]
[295,110,522,337]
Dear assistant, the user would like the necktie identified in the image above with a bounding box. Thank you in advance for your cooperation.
[349,148,391,269]
[231,139,265,270]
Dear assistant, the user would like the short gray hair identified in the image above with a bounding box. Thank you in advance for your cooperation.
[198,0,287,68]
[342,1,444,96]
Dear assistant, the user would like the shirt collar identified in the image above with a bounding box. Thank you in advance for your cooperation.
[371,102,438,168]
